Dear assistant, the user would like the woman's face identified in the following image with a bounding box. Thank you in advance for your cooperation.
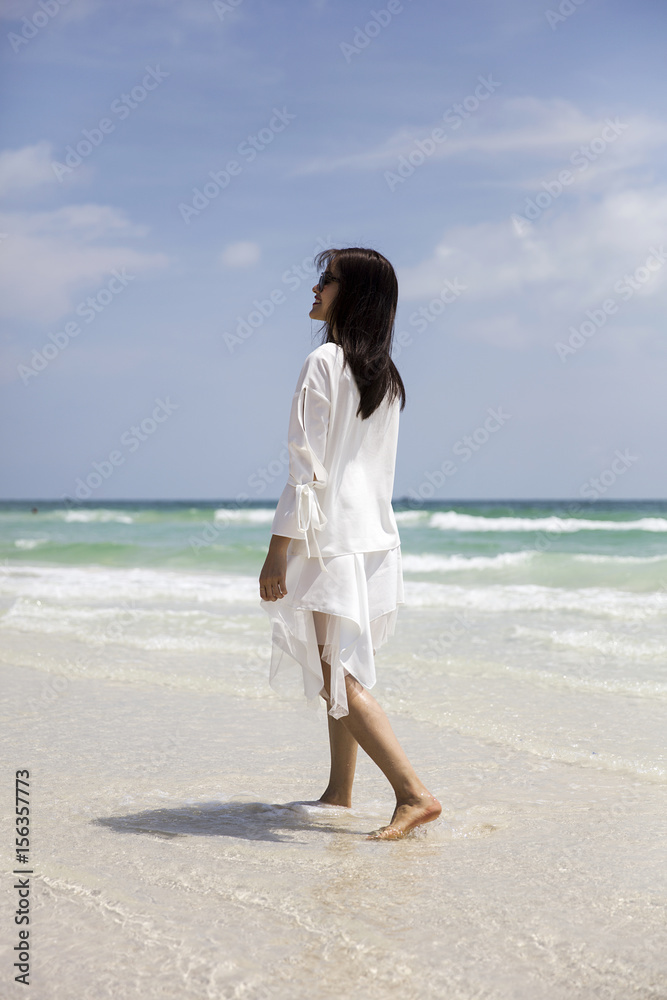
[309,259,340,327]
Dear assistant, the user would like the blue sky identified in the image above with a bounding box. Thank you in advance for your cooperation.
[1,0,666,501]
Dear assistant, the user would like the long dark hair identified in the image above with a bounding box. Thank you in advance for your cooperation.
[314,247,406,420]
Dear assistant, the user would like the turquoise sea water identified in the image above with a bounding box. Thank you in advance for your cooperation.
[1,498,666,998]
[3,497,667,578]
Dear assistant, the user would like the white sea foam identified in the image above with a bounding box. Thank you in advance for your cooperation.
[2,564,664,621]
[394,510,429,524]
[14,537,49,549]
[547,628,667,660]
[572,552,667,564]
[402,580,667,618]
[1,599,266,654]
[402,551,534,573]
[425,652,667,701]
[0,564,259,605]
[213,508,275,524]
[510,624,667,663]
[428,511,667,533]
[60,509,135,523]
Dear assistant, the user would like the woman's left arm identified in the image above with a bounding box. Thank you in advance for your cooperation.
[259,532,291,602]
[260,468,320,601]
[260,356,331,599]
[264,385,331,581]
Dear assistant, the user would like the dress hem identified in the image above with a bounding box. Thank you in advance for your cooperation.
[261,544,404,720]
[267,602,403,720]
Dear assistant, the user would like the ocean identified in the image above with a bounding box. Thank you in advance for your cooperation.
[1,498,665,999]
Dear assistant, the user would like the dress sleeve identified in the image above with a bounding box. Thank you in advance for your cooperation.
[270,354,332,572]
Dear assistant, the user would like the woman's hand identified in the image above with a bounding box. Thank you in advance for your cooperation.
[259,535,290,601]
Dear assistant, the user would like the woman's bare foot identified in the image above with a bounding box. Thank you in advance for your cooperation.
[291,797,351,810]
[293,794,352,808]
[317,793,352,808]
[366,792,442,840]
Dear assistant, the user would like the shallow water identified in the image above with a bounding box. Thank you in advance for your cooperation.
[1,499,666,998]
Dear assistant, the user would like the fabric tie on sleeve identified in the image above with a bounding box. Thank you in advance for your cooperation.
[293,479,328,573]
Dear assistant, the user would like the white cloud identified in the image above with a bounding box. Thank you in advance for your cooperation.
[0,203,169,324]
[16,203,149,240]
[219,241,261,267]
[291,97,667,177]
[0,141,58,197]
[396,187,667,350]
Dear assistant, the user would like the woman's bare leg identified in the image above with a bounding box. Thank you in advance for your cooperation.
[316,643,358,806]
[312,615,359,808]
[319,657,442,839]
[319,691,359,808]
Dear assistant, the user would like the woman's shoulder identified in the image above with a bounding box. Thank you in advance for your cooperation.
[300,341,342,377]
[306,341,341,363]
[293,342,341,397]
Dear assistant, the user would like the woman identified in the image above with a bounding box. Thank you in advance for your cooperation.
[259,246,441,840]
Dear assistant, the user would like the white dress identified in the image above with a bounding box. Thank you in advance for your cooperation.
[260,341,405,720]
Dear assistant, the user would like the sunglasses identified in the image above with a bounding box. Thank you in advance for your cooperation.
[317,270,340,293]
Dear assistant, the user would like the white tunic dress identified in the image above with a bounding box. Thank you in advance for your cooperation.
[260,341,405,720]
